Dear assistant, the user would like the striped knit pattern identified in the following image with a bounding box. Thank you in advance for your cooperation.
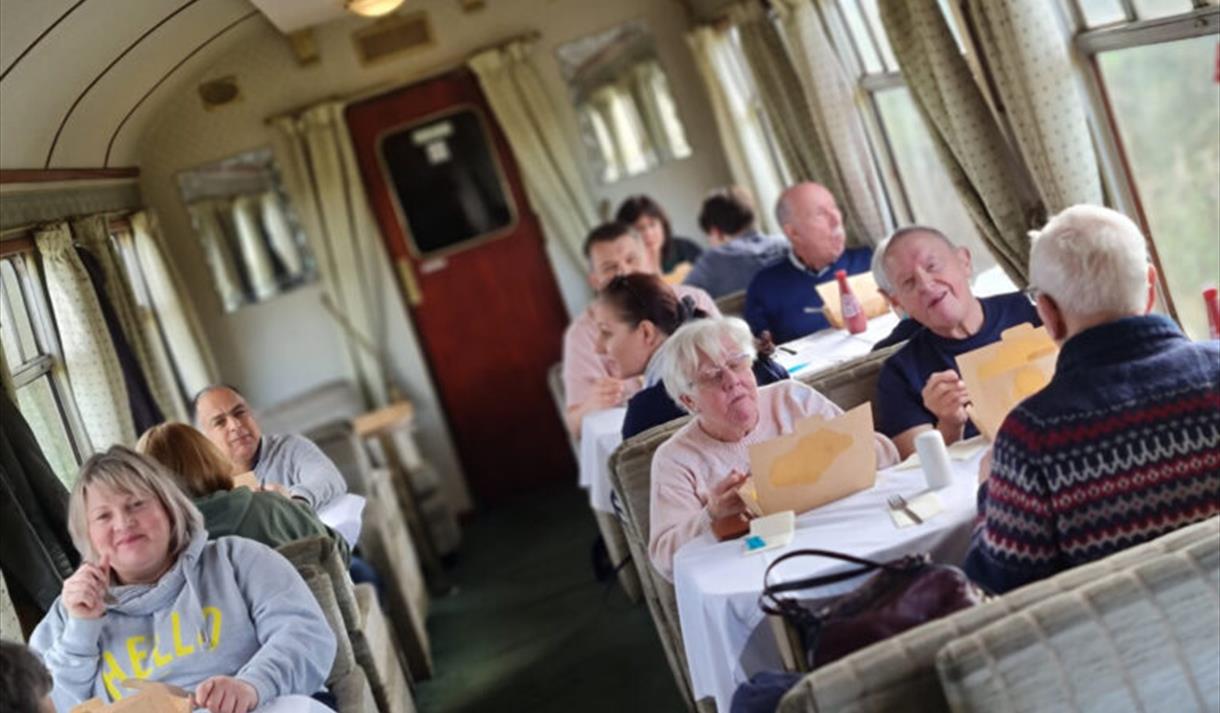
[964,315,1220,594]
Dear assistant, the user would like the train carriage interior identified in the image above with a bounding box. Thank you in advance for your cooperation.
[0,0,1217,712]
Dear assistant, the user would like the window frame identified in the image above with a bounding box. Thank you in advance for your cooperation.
[1054,1,1220,321]
[0,248,94,467]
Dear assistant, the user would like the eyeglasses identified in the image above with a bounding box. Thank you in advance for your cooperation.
[1022,285,1041,305]
[692,352,752,389]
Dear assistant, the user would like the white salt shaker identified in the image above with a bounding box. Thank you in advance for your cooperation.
[916,430,953,490]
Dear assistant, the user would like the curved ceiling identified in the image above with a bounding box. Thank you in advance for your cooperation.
[0,0,266,170]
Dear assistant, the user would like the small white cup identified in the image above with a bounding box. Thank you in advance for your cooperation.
[915,430,953,490]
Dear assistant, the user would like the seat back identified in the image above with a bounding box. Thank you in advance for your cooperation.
[279,537,404,713]
[547,361,578,456]
[715,290,747,318]
[798,343,903,412]
[936,535,1220,713]
[776,516,1220,713]
[608,418,694,709]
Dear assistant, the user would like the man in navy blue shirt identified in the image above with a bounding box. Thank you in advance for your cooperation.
[744,182,872,343]
[873,226,1040,458]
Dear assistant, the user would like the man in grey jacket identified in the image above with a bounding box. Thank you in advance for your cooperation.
[193,385,347,510]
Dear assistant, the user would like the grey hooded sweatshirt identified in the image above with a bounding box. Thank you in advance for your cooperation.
[30,531,336,710]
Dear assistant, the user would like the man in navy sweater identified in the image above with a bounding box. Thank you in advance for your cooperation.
[964,205,1219,594]
[744,182,872,344]
[873,227,1039,458]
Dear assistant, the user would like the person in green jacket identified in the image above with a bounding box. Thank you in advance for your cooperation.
[136,422,351,566]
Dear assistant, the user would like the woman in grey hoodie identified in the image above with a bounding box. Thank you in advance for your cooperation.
[30,446,337,712]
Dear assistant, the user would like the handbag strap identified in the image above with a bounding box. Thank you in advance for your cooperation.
[761,549,908,597]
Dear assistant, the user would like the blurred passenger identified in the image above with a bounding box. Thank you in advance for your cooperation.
[684,186,788,298]
[590,273,788,440]
[193,385,346,510]
[615,194,703,280]
[30,447,335,712]
[647,318,899,579]
[744,182,873,343]
[563,222,720,438]
[874,226,1040,458]
[0,639,55,713]
[964,205,1220,594]
[137,423,351,566]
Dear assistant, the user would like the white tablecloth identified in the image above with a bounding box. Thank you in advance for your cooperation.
[772,311,901,379]
[578,407,627,513]
[673,448,986,712]
[317,493,366,547]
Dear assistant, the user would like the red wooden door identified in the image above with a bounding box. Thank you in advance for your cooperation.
[346,69,574,503]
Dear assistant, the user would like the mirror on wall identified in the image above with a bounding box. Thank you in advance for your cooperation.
[556,20,692,185]
[176,147,316,313]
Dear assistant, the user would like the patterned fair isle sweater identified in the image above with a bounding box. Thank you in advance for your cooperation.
[963,315,1220,594]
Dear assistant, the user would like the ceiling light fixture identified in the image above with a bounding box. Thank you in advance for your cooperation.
[346,0,405,17]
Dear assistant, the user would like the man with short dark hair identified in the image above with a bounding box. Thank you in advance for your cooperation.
[683,186,788,298]
[744,182,873,343]
[562,222,720,437]
[193,385,348,510]
[963,205,1220,593]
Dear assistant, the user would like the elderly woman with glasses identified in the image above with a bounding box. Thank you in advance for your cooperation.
[647,317,900,580]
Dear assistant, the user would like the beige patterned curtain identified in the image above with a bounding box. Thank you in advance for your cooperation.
[686,25,787,233]
[70,215,180,422]
[732,1,873,246]
[130,211,217,404]
[0,338,15,402]
[469,39,598,263]
[271,103,390,407]
[35,222,135,449]
[966,0,1103,211]
[774,0,890,243]
[880,0,1043,282]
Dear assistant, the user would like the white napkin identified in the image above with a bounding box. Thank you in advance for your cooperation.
[743,511,796,555]
[893,435,988,471]
[888,491,944,528]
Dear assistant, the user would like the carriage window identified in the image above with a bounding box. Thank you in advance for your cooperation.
[380,109,515,256]
[829,0,1007,286]
[873,88,997,276]
[1096,34,1220,339]
[556,21,693,185]
[1078,0,1127,26]
[0,254,88,482]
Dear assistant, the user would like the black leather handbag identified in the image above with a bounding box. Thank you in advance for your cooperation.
[759,549,985,670]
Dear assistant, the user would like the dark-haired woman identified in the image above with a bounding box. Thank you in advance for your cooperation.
[591,273,788,440]
[615,195,703,280]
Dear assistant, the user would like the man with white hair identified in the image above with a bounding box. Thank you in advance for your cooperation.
[744,182,873,343]
[963,205,1220,594]
[873,226,1040,457]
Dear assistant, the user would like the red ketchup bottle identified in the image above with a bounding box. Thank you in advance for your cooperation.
[836,269,868,334]
[1204,286,1220,340]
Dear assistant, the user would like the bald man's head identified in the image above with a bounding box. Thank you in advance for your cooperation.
[192,385,261,470]
[775,182,846,271]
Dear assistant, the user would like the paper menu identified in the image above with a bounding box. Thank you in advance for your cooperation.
[956,324,1058,441]
[70,680,191,713]
[746,403,878,516]
[814,272,891,329]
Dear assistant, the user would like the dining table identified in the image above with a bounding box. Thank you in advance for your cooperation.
[672,440,988,712]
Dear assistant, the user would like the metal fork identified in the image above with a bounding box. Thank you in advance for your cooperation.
[887,494,923,524]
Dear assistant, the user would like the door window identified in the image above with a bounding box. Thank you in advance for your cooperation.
[380,108,516,257]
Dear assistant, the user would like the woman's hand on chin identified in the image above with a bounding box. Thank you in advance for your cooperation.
[194,676,259,713]
[62,554,110,619]
[708,471,750,519]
